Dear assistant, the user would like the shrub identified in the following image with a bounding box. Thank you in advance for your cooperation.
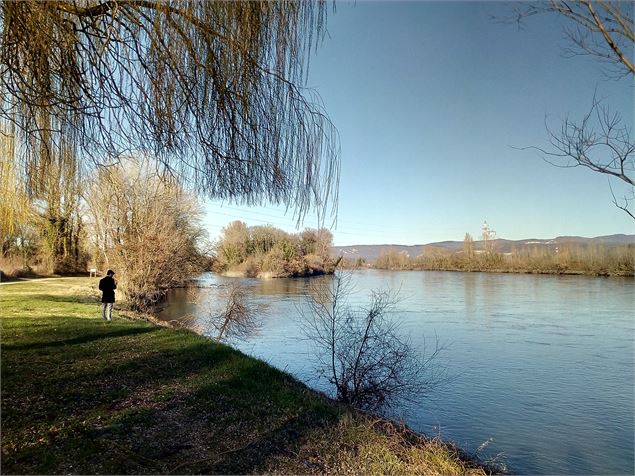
[302,273,445,412]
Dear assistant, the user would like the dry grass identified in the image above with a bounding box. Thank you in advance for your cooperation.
[266,413,492,475]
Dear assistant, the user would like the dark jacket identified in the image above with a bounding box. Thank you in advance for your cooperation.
[99,275,117,303]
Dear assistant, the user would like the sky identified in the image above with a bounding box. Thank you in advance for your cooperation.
[204,1,634,246]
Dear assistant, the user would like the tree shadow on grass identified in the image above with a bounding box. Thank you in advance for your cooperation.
[2,336,237,435]
[179,367,340,475]
[2,326,160,351]
[3,358,337,474]
[2,331,337,474]
[21,293,100,304]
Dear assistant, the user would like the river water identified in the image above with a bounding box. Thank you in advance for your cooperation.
[158,270,634,474]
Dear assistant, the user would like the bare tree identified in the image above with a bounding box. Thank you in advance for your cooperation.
[481,221,496,254]
[0,1,339,220]
[302,273,444,412]
[208,283,260,342]
[504,1,634,219]
[86,156,206,309]
[463,232,474,259]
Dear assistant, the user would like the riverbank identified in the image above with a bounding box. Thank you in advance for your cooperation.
[1,277,494,474]
[221,267,334,279]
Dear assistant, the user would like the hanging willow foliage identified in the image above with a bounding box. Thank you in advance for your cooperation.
[0,0,339,218]
[0,126,31,249]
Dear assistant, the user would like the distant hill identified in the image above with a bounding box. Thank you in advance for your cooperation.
[331,234,635,261]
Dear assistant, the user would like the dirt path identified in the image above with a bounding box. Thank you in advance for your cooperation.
[0,277,63,286]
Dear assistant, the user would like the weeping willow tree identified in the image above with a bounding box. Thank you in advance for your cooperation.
[0,127,30,258]
[37,142,86,273]
[0,122,86,272]
[0,0,339,221]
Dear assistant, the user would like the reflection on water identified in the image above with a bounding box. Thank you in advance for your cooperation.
[158,270,635,475]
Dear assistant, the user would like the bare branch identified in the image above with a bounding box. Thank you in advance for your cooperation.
[515,93,634,219]
[499,1,634,79]
[584,0,635,75]
[609,179,635,220]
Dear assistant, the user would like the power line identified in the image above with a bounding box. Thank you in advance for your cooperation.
[206,204,414,234]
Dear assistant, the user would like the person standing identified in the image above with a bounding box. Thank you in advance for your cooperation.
[98,269,117,321]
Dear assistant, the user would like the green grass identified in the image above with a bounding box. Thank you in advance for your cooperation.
[1,278,492,475]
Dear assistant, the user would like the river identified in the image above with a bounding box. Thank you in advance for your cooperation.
[158,270,634,474]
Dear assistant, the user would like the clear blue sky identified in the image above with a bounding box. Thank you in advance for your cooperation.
[204,1,634,246]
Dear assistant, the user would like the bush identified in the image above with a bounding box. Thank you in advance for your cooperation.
[302,273,445,412]
[238,256,262,278]
[0,256,35,280]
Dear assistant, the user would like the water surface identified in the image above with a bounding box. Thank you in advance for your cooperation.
[159,270,634,474]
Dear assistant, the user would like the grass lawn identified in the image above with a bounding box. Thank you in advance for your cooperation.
[1,277,491,474]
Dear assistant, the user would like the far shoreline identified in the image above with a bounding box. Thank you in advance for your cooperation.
[219,268,335,279]
[340,265,634,278]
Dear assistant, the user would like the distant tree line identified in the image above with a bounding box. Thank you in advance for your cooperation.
[213,221,336,278]
[339,257,368,269]
[371,240,634,277]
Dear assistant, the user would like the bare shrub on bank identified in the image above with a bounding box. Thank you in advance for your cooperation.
[302,273,445,412]
[210,283,260,342]
[182,283,261,342]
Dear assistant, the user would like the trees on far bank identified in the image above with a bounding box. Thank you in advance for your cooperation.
[372,240,633,276]
[213,220,335,277]
[374,248,410,270]
[463,233,474,258]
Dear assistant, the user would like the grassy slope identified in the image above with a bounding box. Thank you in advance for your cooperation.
[1,278,489,475]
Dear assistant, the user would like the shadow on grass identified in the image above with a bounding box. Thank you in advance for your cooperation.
[2,326,159,351]
[178,364,339,474]
[2,336,237,434]
[2,348,338,475]
[19,293,100,304]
